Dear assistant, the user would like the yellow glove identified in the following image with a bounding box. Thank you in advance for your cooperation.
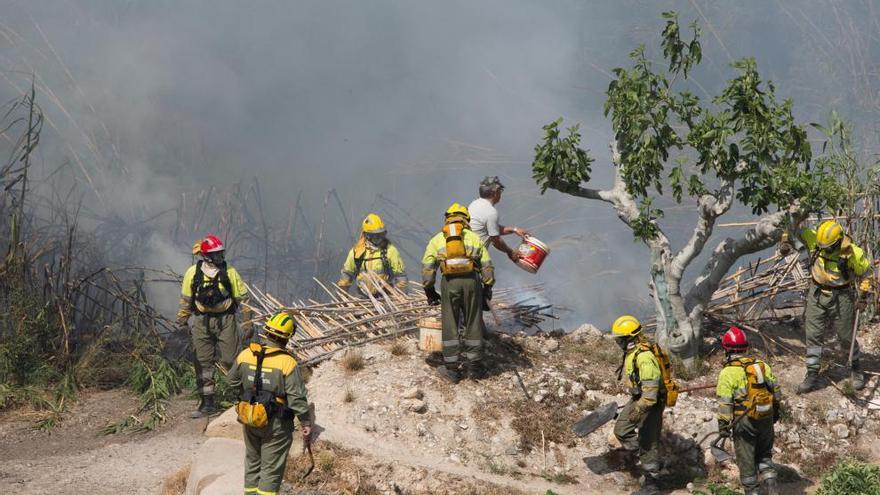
[859,278,873,293]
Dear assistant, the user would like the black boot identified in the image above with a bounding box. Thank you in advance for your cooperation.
[191,394,218,418]
[464,363,488,381]
[797,370,819,394]
[851,360,866,391]
[437,366,461,384]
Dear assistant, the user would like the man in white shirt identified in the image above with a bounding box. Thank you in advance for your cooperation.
[468,176,529,263]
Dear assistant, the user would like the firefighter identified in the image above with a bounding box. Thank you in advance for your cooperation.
[611,315,668,493]
[796,220,872,394]
[177,234,253,418]
[337,213,408,295]
[422,203,494,383]
[227,312,311,495]
[716,326,780,495]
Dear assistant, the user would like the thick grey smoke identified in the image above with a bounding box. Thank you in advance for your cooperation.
[2,1,877,327]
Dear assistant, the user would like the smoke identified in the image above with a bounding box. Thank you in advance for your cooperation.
[2,1,878,327]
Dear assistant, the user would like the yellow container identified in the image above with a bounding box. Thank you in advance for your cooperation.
[418,317,442,352]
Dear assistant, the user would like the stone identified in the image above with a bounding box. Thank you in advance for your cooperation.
[407,400,428,414]
[570,382,585,398]
[402,387,424,400]
[832,423,850,439]
[185,437,245,495]
[557,386,566,398]
[543,339,560,353]
[205,407,243,441]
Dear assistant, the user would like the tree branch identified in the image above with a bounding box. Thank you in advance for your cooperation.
[669,175,735,279]
[684,205,805,313]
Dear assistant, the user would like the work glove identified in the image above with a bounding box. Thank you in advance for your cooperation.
[424,287,441,306]
[718,420,733,439]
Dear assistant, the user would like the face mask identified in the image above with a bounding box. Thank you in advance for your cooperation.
[616,337,629,350]
[206,252,225,265]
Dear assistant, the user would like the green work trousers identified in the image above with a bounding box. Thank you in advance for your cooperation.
[243,416,294,494]
[440,274,484,369]
[191,312,240,396]
[804,282,859,373]
[732,416,776,492]
[613,399,665,475]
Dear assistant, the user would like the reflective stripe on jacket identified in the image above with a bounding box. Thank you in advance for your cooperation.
[715,357,779,422]
[177,263,248,319]
[624,342,662,408]
[421,229,494,287]
[226,344,310,424]
[339,243,407,287]
[800,228,870,287]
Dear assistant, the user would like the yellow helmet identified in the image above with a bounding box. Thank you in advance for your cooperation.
[264,312,296,340]
[816,220,843,249]
[362,213,386,234]
[445,203,470,221]
[611,315,642,338]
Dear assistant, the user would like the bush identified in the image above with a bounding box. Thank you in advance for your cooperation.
[817,458,880,495]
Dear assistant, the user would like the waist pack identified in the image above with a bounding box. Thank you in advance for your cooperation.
[440,221,474,275]
[235,343,286,428]
[729,357,775,420]
[633,342,679,407]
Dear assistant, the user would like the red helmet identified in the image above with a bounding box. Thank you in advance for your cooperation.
[721,326,748,352]
[199,234,225,255]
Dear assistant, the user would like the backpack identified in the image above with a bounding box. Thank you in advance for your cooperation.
[235,343,283,428]
[440,220,474,275]
[728,357,775,420]
[190,260,235,312]
[632,342,680,407]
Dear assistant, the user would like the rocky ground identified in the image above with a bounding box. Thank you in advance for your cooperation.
[3,319,880,494]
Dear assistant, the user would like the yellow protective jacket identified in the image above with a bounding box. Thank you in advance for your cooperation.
[716,356,779,423]
[800,228,871,288]
[337,240,408,291]
[226,342,311,425]
[177,262,249,322]
[623,340,663,409]
[421,227,494,288]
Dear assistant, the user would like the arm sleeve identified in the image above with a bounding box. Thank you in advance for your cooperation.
[177,265,197,323]
[226,267,249,300]
[226,358,243,391]
[285,366,311,425]
[716,370,735,422]
[421,236,440,288]
[764,363,781,402]
[480,245,495,286]
[800,228,817,251]
[388,245,406,276]
[848,244,871,276]
[636,354,661,408]
[337,249,357,287]
[181,265,196,297]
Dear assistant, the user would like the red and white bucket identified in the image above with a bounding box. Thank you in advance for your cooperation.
[515,235,550,273]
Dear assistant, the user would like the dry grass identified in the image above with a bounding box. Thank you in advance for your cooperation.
[509,395,578,452]
[340,350,365,373]
[343,387,356,403]
[160,463,191,495]
[284,441,382,494]
[388,338,409,356]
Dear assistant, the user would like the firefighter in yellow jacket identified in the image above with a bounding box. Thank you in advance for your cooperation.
[796,220,872,393]
[612,315,667,493]
[177,234,253,417]
[227,312,311,495]
[422,203,494,383]
[337,213,408,296]
[716,326,780,495]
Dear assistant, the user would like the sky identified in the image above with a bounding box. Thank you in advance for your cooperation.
[1,0,877,326]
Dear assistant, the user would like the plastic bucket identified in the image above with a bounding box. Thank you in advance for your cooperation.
[418,317,442,352]
[515,235,550,273]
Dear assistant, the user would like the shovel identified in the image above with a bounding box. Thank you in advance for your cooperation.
[572,401,621,437]
[710,435,732,463]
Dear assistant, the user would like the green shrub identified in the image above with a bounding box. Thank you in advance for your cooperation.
[817,458,880,495]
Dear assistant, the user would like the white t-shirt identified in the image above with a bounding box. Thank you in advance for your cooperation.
[468,197,501,247]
